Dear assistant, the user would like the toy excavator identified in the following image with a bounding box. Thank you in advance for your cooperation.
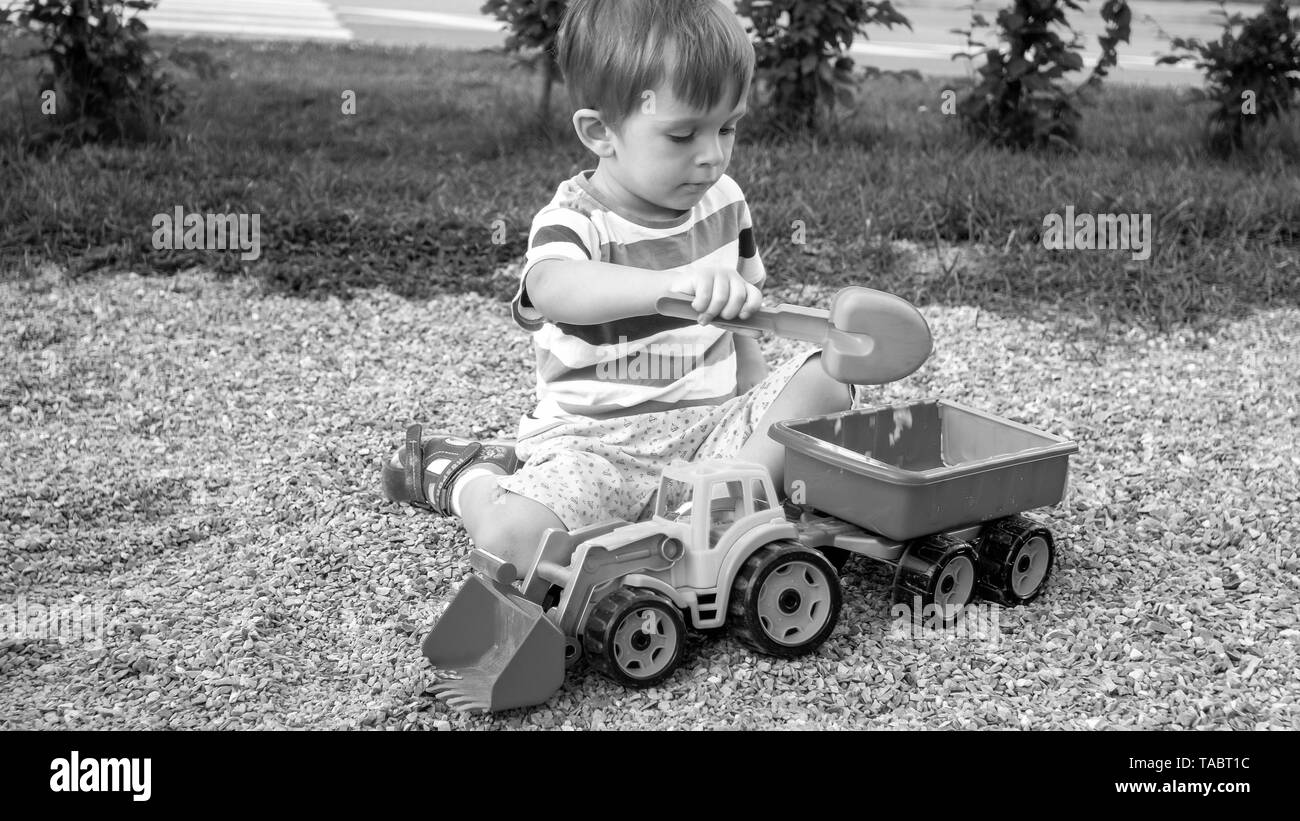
[420,288,1077,713]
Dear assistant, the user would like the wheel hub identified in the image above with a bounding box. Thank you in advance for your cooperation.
[778,589,802,614]
[612,606,677,678]
[1010,536,1051,597]
[934,555,975,615]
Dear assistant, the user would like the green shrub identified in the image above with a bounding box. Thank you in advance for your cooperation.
[954,0,1132,150]
[2,0,182,145]
[481,0,567,121]
[736,0,911,131]
[1158,0,1300,154]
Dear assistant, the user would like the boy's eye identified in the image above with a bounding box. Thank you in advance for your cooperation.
[670,127,737,142]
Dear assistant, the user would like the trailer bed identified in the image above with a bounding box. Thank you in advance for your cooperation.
[770,400,1078,542]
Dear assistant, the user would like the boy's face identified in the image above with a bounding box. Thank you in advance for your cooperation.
[587,84,747,222]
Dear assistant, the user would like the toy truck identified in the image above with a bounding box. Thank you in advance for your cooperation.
[422,397,1078,713]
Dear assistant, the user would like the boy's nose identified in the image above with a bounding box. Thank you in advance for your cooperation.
[696,137,725,167]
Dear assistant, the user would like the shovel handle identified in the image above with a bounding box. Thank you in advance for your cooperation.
[656,293,830,344]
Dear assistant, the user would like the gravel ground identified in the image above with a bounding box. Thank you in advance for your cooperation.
[2,262,1298,731]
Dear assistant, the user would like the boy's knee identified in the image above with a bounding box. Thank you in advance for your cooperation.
[791,353,852,412]
[465,496,565,575]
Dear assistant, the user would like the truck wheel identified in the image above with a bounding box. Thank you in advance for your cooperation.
[583,588,686,688]
[976,515,1055,606]
[893,534,978,628]
[730,542,841,657]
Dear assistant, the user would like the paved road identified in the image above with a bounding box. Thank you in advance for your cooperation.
[139,1,1272,86]
[142,0,352,40]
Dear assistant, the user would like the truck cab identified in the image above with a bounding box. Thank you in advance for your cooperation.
[652,460,785,590]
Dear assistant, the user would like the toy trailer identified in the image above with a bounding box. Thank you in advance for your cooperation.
[772,398,1078,615]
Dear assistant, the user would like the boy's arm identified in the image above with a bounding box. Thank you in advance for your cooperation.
[734,333,769,394]
[524,259,671,324]
[526,258,762,325]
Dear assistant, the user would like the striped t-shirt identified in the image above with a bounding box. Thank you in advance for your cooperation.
[512,171,765,431]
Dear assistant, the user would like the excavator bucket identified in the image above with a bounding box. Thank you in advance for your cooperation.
[422,574,566,713]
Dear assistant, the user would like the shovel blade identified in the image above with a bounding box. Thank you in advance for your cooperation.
[823,287,932,384]
[422,574,565,713]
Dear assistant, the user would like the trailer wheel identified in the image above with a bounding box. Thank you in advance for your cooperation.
[893,534,978,628]
[730,542,841,657]
[583,588,686,688]
[976,516,1056,606]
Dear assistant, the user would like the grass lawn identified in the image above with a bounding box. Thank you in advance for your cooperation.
[2,37,1298,329]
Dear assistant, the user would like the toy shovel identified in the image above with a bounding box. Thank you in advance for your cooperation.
[656,286,932,384]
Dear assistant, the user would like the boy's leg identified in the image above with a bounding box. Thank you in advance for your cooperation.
[387,420,670,579]
[383,427,558,578]
[460,429,658,579]
[456,475,565,578]
[702,352,852,494]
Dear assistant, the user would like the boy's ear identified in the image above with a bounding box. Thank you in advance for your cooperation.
[572,108,617,158]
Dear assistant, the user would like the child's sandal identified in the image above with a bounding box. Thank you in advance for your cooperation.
[383,425,519,515]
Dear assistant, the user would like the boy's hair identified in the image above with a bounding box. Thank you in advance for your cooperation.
[557,0,754,127]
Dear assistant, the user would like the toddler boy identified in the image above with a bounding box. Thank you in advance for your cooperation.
[384,0,850,574]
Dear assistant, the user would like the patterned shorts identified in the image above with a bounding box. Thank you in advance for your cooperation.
[496,351,842,529]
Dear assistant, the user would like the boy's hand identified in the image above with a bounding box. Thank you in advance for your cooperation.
[670,266,763,324]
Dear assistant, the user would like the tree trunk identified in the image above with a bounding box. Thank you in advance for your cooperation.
[538,56,555,124]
